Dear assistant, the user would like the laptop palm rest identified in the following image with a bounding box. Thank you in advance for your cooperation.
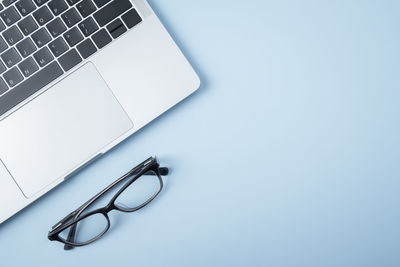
[0,63,133,198]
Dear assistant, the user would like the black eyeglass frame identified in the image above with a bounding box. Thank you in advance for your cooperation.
[48,157,167,248]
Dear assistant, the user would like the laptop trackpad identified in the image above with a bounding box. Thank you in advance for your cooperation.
[0,63,133,198]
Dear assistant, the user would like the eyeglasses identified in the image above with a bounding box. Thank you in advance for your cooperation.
[48,156,168,250]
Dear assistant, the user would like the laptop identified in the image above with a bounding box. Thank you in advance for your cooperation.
[0,0,200,223]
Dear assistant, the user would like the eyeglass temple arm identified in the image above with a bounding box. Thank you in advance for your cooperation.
[69,167,169,217]
[63,166,169,250]
[54,166,169,230]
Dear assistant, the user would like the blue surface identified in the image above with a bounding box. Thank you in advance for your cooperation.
[1,0,399,266]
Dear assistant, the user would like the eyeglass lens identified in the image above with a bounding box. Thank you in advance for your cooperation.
[114,170,162,211]
[58,213,109,245]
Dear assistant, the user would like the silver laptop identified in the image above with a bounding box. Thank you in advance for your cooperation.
[0,0,200,223]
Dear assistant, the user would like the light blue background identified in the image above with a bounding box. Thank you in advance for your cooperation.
[1,0,399,266]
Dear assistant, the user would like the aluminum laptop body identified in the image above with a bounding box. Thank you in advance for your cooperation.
[0,0,200,223]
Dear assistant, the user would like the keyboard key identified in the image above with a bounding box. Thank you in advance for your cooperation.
[18,15,38,35]
[0,77,7,94]
[63,26,82,46]
[121,9,142,29]
[33,5,53,26]
[1,6,21,26]
[2,0,17,7]
[16,37,36,57]
[33,46,53,66]
[0,61,63,116]
[0,35,8,53]
[93,0,131,27]
[31,27,51,47]
[61,7,81,27]
[48,0,68,16]
[46,17,67,37]
[76,0,96,18]
[33,0,49,5]
[106,18,126,39]
[91,28,110,49]
[93,0,110,8]
[15,0,36,16]
[48,36,68,57]
[58,48,81,71]
[78,16,97,37]
[0,19,5,31]
[0,59,6,73]
[76,38,95,59]
[3,67,23,87]
[1,47,21,67]
[2,25,23,45]
[18,56,38,77]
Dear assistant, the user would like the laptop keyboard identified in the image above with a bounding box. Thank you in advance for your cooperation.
[0,0,142,117]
